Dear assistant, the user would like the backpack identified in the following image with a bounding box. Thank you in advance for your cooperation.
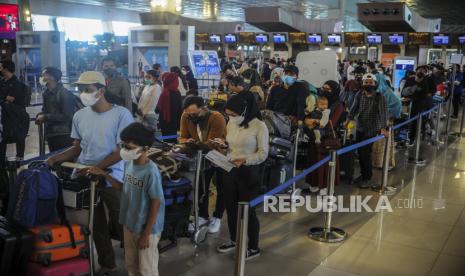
[261,109,292,140]
[6,162,60,228]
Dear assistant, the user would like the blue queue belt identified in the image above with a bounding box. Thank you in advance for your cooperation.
[249,155,332,208]
[19,135,180,166]
[248,103,441,207]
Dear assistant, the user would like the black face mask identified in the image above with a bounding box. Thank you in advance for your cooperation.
[363,85,377,93]
[188,114,203,124]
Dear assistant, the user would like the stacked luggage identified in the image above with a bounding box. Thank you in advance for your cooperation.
[1,161,92,275]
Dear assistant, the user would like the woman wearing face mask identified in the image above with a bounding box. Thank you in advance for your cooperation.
[181,65,198,91]
[241,68,265,108]
[137,70,162,134]
[216,93,268,260]
[156,72,182,143]
[170,66,188,96]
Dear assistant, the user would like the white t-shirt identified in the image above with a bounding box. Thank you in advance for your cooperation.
[178,77,187,96]
[347,65,355,80]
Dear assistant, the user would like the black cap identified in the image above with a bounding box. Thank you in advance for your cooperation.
[284,65,299,76]
[43,67,62,81]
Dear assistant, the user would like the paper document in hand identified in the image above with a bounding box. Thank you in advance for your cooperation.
[205,150,235,172]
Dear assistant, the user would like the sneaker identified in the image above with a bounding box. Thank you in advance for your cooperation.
[319,188,328,195]
[188,217,209,232]
[96,267,117,276]
[353,176,364,184]
[208,217,221,233]
[217,241,236,253]
[358,180,371,189]
[246,248,261,261]
[309,186,320,193]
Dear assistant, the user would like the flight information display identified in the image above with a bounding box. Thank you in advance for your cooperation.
[389,34,404,44]
[307,34,322,44]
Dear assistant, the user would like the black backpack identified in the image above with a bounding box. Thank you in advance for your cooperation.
[22,83,32,107]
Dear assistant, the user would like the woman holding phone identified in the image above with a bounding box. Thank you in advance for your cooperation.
[215,91,269,261]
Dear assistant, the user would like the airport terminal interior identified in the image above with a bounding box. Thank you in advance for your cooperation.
[2,0,465,276]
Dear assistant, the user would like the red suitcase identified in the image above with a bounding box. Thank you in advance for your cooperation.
[27,258,90,276]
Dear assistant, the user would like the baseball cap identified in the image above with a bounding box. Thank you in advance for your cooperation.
[362,73,377,83]
[73,71,106,86]
[284,65,299,76]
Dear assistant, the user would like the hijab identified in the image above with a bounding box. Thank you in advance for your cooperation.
[225,91,262,128]
[320,80,341,107]
[157,72,179,123]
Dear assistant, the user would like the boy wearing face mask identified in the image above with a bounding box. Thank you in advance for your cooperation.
[347,73,389,189]
[179,96,226,233]
[102,57,133,113]
[47,71,134,275]
[266,65,307,122]
[88,122,164,276]
[137,70,162,134]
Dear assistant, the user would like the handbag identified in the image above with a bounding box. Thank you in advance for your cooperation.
[321,121,341,150]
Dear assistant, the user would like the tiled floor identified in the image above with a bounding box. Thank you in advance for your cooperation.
[10,109,465,276]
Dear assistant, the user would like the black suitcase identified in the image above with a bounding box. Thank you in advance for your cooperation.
[159,178,192,253]
[269,136,293,160]
[261,159,292,192]
[0,216,34,276]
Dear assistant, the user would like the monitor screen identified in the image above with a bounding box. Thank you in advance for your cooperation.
[195,33,209,44]
[255,33,269,43]
[273,33,286,43]
[433,35,449,45]
[209,34,221,44]
[224,34,237,43]
[307,34,322,44]
[408,32,430,45]
[238,32,255,44]
[389,34,404,44]
[367,34,382,44]
[394,59,416,89]
[189,50,221,77]
[344,32,364,45]
[459,36,465,45]
[0,4,19,39]
[289,32,306,43]
[327,34,341,44]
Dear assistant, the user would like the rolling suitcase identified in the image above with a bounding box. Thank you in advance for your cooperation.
[27,257,90,276]
[0,216,34,276]
[261,158,292,192]
[339,130,355,183]
[160,177,192,252]
[30,224,89,266]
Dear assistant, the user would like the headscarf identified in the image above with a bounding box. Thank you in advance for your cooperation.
[157,72,179,123]
[225,91,261,128]
[320,80,341,107]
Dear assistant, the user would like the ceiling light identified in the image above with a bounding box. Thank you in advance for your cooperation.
[175,0,182,12]
[24,10,30,15]
[151,0,167,8]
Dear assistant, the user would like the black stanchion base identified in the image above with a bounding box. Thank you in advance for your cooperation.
[308,227,347,243]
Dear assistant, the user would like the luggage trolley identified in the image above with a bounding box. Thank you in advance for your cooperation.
[59,162,99,276]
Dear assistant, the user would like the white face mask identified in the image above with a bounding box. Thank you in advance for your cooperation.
[181,69,187,75]
[120,147,142,161]
[39,77,47,87]
[244,78,251,84]
[229,115,245,126]
[79,90,101,107]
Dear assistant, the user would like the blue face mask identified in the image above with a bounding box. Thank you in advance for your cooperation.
[281,75,296,86]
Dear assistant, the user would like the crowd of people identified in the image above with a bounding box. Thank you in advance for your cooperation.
[0,54,460,276]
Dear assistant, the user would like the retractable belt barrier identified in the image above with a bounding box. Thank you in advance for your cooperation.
[235,103,443,276]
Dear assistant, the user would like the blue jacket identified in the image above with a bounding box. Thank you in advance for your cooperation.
[377,73,402,119]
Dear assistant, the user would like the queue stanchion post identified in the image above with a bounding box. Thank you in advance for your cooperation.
[38,122,45,156]
[291,126,302,202]
[435,103,443,144]
[88,175,97,276]
[445,66,456,136]
[234,202,249,276]
[372,123,396,195]
[409,114,426,166]
[460,99,465,137]
[308,150,347,242]
[192,150,208,245]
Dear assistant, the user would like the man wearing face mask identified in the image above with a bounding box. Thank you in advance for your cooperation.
[47,71,134,275]
[347,73,389,189]
[101,57,132,113]
[35,67,79,151]
[266,65,307,121]
[179,96,226,233]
